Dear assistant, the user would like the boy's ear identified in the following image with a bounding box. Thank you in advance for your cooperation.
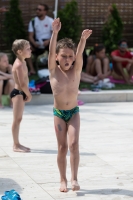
[17,50,22,55]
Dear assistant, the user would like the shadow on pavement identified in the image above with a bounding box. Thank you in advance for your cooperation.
[76,188,133,197]
[31,149,95,156]
[0,178,22,195]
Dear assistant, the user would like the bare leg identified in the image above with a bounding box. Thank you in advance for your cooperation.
[4,79,14,107]
[102,57,111,78]
[68,113,80,191]
[0,80,4,108]
[12,95,30,152]
[26,58,36,74]
[54,116,68,192]
[81,72,98,83]
[94,58,104,80]
[85,56,94,74]
[113,62,130,84]
[127,63,133,82]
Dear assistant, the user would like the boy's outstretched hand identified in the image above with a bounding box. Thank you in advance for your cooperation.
[52,18,61,33]
[81,29,92,40]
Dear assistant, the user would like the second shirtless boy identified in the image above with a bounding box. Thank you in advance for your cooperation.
[48,18,92,192]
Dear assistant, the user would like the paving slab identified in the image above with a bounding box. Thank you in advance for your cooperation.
[0,102,133,200]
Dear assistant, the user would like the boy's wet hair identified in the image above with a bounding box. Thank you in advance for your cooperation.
[12,39,29,55]
[0,52,7,61]
[56,38,76,54]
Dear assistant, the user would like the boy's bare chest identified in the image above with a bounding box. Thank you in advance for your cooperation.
[54,70,78,86]
[51,69,80,93]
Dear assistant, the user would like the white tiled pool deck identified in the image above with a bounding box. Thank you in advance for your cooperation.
[0,102,133,200]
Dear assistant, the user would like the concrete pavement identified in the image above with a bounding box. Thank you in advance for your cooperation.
[0,102,133,200]
[27,90,133,105]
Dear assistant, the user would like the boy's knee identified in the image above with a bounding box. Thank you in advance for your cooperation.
[14,117,22,124]
[58,144,68,154]
[69,141,79,153]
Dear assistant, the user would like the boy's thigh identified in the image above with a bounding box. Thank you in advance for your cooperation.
[67,112,80,142]
[54,116,68,144]
[12,95,25,118]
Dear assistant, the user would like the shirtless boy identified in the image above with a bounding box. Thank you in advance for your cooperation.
[11,39,32,152]
[48,18,92,192]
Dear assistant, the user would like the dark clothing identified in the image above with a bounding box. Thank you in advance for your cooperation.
[1,70,9,94]
[31,39,49,56]
[2,80,8,94]
[10,89,26,100]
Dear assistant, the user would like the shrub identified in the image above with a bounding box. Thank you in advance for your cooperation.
[57,0,82,43]
[102,4,123,53]
[3,0,26,50]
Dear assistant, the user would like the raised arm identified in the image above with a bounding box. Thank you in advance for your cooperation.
[74,29,92,72]
[48,18,61,72]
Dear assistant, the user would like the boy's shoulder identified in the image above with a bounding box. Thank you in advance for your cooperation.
[13,59,23,69]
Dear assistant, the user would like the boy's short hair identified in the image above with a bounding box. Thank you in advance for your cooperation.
[0,52,7,61]
[12,39,29,55]
[56,38,76,54]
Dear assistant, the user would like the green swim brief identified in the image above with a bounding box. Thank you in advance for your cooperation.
[53,106,79,123]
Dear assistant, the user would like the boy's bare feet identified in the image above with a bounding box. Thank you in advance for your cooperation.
[13,144,30,152]
[60,179,68,192]
[71,180,80,191]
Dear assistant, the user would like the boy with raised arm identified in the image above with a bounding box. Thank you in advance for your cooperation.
[48,18,92,192]
[11,39,32,152]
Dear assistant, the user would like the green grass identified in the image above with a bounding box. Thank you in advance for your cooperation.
[29,74,133,91]
[79,82,133,90]
[29,74,39,81]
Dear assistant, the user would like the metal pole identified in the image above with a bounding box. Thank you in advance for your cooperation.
[53,0,58,19]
